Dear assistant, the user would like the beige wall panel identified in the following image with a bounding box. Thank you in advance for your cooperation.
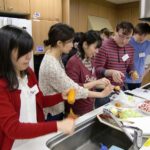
[70,0,116,32]
[117,8,132,23]
[98,5,109,18]
[62,0,70,24]
[53,0,62,22]
[107,7,117,30]
[32,20,57,55]
[70,0,79,31]
[78,0,88,32]
[131,7,140,25]
[88,2,99,16]
[0,0,4,11]
[117,2,140,25]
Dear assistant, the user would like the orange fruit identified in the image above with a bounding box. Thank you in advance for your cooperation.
[67,88,76,105]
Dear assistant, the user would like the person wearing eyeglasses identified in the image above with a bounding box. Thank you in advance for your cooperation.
[125,23,150,90]
[94,21,136,108]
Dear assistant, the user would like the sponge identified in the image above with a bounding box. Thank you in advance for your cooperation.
[109,145,124,150]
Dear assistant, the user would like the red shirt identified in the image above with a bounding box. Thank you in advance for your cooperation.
[66,55,96,115]
[94,38,134,86]
[0,68,63,150]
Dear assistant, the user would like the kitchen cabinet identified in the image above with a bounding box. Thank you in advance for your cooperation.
[4,0,30,14]
[32,20,58,54]
[0,0,4,11]
[30,0,62,21]
[62,0,70,24]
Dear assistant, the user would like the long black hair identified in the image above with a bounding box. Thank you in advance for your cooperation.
[0,25,33,90]
[44,23,75,47]
[78,30,101,59]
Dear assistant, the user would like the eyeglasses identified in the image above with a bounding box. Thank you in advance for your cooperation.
[117,33,131,40]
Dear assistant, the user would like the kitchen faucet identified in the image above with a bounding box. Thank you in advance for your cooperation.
[103,108,143,150]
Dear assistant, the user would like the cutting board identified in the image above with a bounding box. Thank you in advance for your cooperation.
[124,117,150,135]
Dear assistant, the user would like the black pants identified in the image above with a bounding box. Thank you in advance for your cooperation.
[94,89,111,109]
[46,112,64,121]
[126,83,141,90]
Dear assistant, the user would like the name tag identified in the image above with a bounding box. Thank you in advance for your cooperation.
[30,85,39,95]
[92,67,95,75]
[122,54,129,62]
[139,52,145,58]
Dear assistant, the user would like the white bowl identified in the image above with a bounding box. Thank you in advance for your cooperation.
[138,102,150,115]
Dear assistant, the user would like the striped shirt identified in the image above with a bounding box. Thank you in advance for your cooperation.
[94,38,134,86]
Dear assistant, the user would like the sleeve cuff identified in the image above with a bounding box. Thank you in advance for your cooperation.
[57,93,64,102]
[101,68,106,77]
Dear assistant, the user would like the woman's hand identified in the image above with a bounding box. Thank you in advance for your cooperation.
[57,118,75,134]
[96,78,110,89]
[101,84,114,97]
[112,70,124,83]
[130,71,139,80]
[61,88,70,100]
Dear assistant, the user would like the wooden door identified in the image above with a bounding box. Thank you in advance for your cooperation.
[30,0,62,21]
[4,0,30,14]
[0,0,4,11]
[32,20,58,54]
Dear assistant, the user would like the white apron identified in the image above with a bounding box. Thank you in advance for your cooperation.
[12,76,38,149]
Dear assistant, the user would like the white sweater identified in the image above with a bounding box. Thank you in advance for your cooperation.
[39,54,88,117]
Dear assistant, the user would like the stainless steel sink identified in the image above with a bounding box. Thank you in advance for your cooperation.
[46,117,133,150]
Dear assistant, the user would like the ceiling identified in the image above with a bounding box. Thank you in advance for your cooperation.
[106,0,139,4]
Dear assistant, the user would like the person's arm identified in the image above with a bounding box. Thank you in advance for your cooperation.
[87,84,113,98]
[28,67,64,108]
[65,56,113,98]
[104,69,125,83]
[41,92,64,108]
[0,88,75,139]
[39,58,88,100]
[0,88,57,139]
[66,57,101,89]
[47,66,113,99]
[94,48,125,83]
[83,81,100,89]
[66,60,110,89]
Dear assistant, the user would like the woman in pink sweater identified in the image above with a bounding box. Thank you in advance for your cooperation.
[66,30,112,115]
